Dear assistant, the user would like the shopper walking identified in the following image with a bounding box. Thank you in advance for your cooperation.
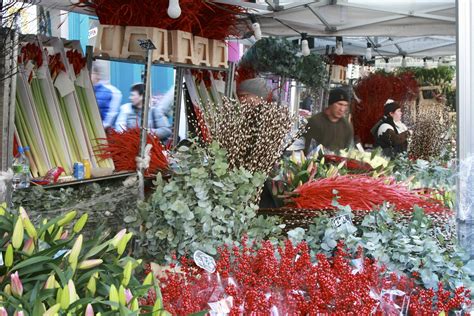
[115,83,172,142]
[304,88,353,154]
[91,65,122,129]
[371,101,409,158]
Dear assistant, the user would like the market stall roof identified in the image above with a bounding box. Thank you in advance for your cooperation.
[28,0,456,57]
[225,0,456,57]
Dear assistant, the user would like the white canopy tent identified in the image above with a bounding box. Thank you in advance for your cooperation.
[15,0,474,255]
[28,0,456,57]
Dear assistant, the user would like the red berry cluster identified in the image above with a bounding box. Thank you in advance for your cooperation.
[409,283,471,315]
[141,239,471,315]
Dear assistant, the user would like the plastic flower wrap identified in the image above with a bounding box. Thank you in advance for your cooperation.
[141,238,470,315]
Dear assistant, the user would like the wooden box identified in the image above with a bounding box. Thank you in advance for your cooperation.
[94,25,125,58]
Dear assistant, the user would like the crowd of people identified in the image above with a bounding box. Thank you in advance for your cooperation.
[92,65,409,158]
[236,77,409,158]
[92,65,173,143]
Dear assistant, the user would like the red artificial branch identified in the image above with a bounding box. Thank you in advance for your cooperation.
[352,72,419,145]
[77,0,246,41]
[289,175,447,213]
[95,127,168,175]
[66,49,87,76]
[48,53,66,80]
[323,154,373,173]
[18,43,44,82]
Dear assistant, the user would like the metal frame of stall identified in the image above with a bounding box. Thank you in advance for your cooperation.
[0,29,235,203]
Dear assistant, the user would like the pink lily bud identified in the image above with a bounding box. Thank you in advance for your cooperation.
[11,272,23,298]
[125,288,133,305]
[85,303,94,316]
[60,230,69,240]
[0,307,8,316]
[22,238,35,256]
[13,311,24,316]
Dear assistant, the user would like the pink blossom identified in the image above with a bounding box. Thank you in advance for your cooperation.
[11,271,23,297]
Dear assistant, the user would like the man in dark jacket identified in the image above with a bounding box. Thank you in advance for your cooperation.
[304,88,353,154]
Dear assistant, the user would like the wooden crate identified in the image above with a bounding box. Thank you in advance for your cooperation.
[210,39,228,68]
[94,25,125,58]
[120,26,169,61]
[168,30,195,64]
[194,36,211,66]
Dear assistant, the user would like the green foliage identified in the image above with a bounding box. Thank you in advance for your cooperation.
[288,204,473,292]
[295,53,327,89]
[391,157,455,190]
[397,66,455,89]
[129,142,283,262]
[239,37,327,90]
[0,204,159,315]
[12,182,137,234]
[240,37,298,78]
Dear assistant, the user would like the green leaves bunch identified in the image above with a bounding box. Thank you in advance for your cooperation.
[0,203,161,315]
[288,203,473,292]
[129,141,282,262]
[238,37,327,90]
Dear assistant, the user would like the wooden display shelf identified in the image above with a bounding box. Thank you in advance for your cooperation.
[94,55,229,72]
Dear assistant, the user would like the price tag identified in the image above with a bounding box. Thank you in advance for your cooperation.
[208,296,233,315]
[55,71,75,97]
[193,250,216,273]
[331,214,351,228]
[36,64,47,79]
[75,69,87,88]
[215,79,226,94]
[88,27,98,39]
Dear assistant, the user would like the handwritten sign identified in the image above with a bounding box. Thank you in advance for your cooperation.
[193,250,216,273]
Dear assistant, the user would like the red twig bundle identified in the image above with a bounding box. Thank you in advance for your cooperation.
[352,72,418,144]
[193,105,211,144]
[323,154,373,172]
[290,175,447,213]
[79,0,246,41]
[329,54,356,67]
[95,128,168,175]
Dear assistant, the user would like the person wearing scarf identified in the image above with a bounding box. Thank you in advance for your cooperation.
[372,101,409,158]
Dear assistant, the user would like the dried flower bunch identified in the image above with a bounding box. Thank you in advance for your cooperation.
[196,97,303,175]
[408,104,452,160]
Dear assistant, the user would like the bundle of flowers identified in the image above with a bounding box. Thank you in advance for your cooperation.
[323,154,373,172]
[95,127,168,175]
[141,239,470,315]
[288,175,447,213]
[270,151,389,197]
[0,204,164,315]
[77,0,246,41]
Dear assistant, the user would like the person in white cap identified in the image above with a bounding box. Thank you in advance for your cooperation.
[371,100,409,157]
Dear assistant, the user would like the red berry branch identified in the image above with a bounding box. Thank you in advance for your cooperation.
[140,239,470,315]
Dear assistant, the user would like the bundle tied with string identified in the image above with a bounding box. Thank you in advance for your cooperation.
[193,97,304,176]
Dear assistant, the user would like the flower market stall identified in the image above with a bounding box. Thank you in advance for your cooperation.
[0,0,473,315]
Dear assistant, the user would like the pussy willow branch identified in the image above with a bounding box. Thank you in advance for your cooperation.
[195,97,304,175]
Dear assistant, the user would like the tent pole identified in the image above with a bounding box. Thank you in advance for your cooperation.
[456,0,474,257]
[137,40,156,201]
